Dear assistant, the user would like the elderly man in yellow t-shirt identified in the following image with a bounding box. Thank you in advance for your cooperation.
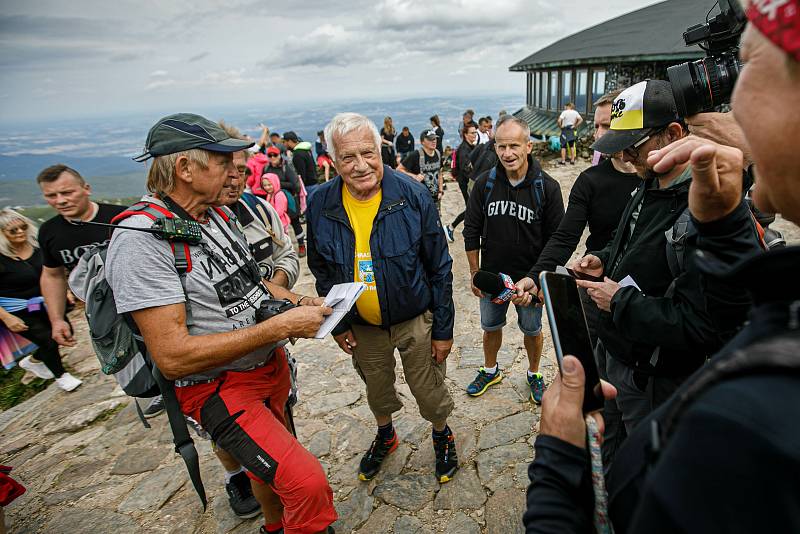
[306,112,458,484]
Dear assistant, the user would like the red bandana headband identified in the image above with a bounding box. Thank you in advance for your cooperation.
[747,0,800,61]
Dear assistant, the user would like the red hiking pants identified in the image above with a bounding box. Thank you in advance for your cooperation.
[175,352,336,533]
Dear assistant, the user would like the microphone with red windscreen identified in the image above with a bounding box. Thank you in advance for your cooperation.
[473,270,515,304]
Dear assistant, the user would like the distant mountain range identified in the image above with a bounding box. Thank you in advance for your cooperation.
[0,154,142,182]
[0,94,523,206]
[0,169,147,207]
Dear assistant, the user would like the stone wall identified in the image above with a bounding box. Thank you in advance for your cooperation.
[605,60,683,92]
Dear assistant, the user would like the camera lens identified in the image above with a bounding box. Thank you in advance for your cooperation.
[667,51,742,116]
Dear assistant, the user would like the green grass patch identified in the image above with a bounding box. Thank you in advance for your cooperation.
[0,366,51,411]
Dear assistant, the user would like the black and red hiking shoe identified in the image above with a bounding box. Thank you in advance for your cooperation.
[433,428,459,483]
[358,431,398,481]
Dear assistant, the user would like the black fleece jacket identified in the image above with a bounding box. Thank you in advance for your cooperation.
[291,147,317,187]
[452,141,477,185]
[529,158,641,281]
[463,155,564,281]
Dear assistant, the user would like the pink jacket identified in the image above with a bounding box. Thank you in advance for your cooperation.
[260,173,290,230]
[245,153,269,192]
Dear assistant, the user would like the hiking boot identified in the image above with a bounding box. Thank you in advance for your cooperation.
[143,395,165,418]
[528,372,545,404]
[444,224,455,243]
[259,527,282,534]
[19,355,55,380]
[558,160,566,165]
[55,372,82,392]
[358,431,398,481]
[466,367,503,397]
[297,244,307,258]
[226,471,260,519]
[570,160,576,165]
[433,428,458,483]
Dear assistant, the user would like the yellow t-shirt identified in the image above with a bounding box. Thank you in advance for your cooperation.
[342,185,382,325]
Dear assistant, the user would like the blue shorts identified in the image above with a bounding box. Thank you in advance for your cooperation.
[479,296,543,337]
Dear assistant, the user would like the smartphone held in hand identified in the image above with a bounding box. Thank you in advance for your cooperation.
[539,271,604,413]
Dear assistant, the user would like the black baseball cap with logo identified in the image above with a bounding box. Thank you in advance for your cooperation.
[420,129,439,142]
[591,80,682,155]
[133,113,253,162]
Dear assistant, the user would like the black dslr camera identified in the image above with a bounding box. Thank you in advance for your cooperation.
[255,299,296,324]
[667,0,747,116]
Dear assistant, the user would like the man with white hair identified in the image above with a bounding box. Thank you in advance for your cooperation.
[306,113,458,484]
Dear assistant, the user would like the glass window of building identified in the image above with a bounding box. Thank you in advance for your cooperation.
[549,70,558,110]
[561,71,572,109]
[575,70,588,113]
[527,73,533,106]
[592,69,606,107]
[540,71,548,108]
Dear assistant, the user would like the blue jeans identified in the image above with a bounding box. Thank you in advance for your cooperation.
[479,297,543,337]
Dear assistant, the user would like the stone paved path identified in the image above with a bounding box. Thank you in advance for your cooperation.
[4,160,796,533]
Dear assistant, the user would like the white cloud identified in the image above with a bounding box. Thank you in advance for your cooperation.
[144,78,176,91]
[0,0,667,122]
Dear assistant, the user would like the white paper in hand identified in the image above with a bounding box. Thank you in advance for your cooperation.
[619,275,641,291]
[315,282,366,339]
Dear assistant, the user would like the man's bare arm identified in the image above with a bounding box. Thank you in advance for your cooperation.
[132,302,330,380]
[397,163,424,182]
[40,265,75,346]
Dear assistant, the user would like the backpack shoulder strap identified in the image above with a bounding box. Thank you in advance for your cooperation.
[151,366,207,510]
[484,167,497,207]
[239,194,279,241]
[664,206,693,280]
[651,331,800,464]
[111,201,174,224]
[114,201,194,323]
[481,167,498,240]
[240,192,268,226]
[212,205,240,236]
[533,171,545,213]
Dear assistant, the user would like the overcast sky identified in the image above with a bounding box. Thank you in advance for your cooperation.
[0,0,660,124]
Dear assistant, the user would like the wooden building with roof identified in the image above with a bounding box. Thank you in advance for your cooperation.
[510,0,712,139]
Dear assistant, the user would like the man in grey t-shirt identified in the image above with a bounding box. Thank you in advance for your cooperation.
[107,113,337,532]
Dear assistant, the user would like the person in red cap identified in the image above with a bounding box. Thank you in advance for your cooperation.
[524,2,800,532]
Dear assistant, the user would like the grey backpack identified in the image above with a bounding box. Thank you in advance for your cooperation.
[68,203,191,397]
[68,201,208,509]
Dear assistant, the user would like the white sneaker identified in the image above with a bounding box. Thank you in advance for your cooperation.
[55,372,82,392]
[19,355,55,380]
